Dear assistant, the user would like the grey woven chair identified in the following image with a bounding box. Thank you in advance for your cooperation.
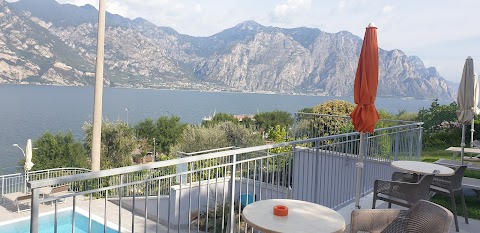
[351,200,453,233]
[373,174,434,209]
[430,165,468,232]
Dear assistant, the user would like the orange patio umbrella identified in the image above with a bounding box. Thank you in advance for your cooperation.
[351,23,380,209]
[350,23,380,133]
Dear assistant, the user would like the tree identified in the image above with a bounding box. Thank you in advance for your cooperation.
[172,122,262,154]
[155,116,186,153]
[417,100,458,133]
[216,121,263,148]
[172,125,229,154]
[201,113,239,127]
[135,116,186,154]
[25,131,88,171]
[84,120,136,169]
[134,118,156,140]
[298,107,314,113]
[254,110,293,132]
[312,100,355,115]
[299,100,356,137]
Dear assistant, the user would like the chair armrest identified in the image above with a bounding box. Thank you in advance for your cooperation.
[374,179,431,203]
[350,209,403,233]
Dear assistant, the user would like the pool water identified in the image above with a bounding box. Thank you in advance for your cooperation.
[0,209,118,233]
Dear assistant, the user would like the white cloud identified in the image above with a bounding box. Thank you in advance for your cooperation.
[382,5,393,14]
[273,0,312,19]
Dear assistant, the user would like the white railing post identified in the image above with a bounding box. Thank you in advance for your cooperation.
[417,126,423,160]
[30,187,40,233]
[228,154,237,233]
[394,128,400,160]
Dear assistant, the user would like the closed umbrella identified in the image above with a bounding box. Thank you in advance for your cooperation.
[350,23,380,208]
[457,57,478,164]
[24,139,34,171]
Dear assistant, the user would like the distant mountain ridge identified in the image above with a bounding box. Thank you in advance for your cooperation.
[0,0,456,100]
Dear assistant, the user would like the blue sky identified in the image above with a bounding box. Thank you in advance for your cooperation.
[20,0,480,83]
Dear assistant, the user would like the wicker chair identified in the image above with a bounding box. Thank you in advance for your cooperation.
[350,200,453,233]
[372,173,434,209]
[430,165,468,232]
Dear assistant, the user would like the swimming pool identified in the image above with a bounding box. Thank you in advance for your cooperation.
[0,208,119,233]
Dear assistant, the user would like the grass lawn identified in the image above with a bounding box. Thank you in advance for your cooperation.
[421,147,480,220]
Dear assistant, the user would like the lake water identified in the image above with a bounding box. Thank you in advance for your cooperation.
[0,84,447,170]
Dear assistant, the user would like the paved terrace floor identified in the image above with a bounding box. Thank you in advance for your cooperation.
[0,193,478,232]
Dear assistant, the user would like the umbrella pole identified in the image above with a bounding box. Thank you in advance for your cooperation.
[24,169,27,193]
[355,133,365,209]
[461,124,466,165]
[471,120,475,147]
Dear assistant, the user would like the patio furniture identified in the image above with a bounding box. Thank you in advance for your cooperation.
[430,165,468,232]
[38,186,52,200]
[350,200,453,233]
[373,173,434,209]
[2,192,31,213]
[435,159,480,171]
[241,199,345,233]
[445,147,480,161]
[391,161,454,176]
[46,185,71,205]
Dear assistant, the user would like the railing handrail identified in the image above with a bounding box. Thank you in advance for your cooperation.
[28,132,361,189]
[373,122,423,132]
[294,112,422,124]
[0,168,91,179]
[27,167,91,175]
[0,172,23,178]
[177,146,240,156]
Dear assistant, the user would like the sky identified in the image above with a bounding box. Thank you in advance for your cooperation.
[17,0,480,83]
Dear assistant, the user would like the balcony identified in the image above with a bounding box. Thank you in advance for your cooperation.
[0,113,478,232]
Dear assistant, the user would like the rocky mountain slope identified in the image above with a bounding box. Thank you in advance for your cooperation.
[0,0,455,100]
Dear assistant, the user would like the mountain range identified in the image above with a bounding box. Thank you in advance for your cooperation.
[0,0,456,100]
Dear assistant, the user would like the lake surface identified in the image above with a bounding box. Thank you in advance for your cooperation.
[0,85,447,170]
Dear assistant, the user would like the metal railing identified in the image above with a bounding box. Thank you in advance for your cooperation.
[293,112,420,139]
[1,167,90,203]
[27,119,422,233]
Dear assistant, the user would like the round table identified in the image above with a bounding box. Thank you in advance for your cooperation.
[241,199,346,233]
[391,161,454,176]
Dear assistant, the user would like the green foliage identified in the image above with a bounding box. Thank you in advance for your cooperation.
[300,100,356,137]
[267,125,292,154]
[395,110,418,121]
[416,100,463,149]
[312,100,355,116]
[84,120,137,169]
[134,118,156,141]
[239,117,255,128]
[135,116,186,154]
[431,193,480,220]
[201,113,239,127]
[268,125,288,142]
[417,100,458,133]
[25,131,88,171]
[172,125,229,154]
[155,116,186,153]
[298,107,313,113]
[254,110,293,132]
[216,121,263,148]
[173,122,262,154]
[423,129,462,148]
